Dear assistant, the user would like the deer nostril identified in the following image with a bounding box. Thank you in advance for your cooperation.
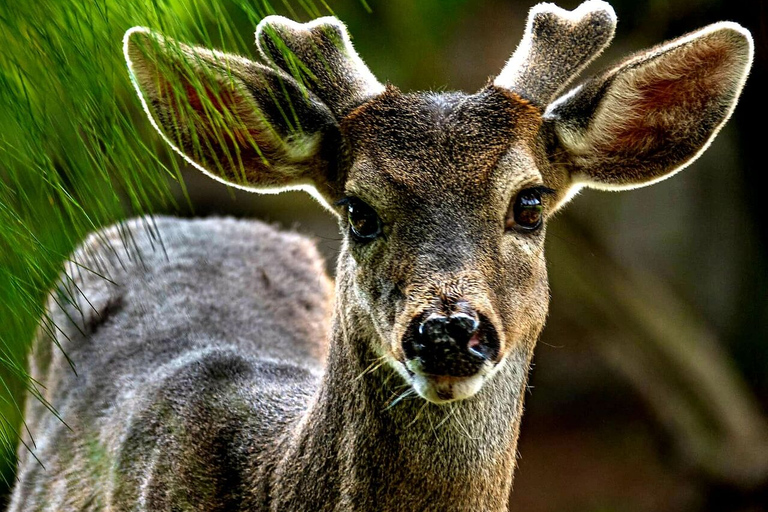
[418,314,450,343]
[417,312,480,347]
[447,313,479,343]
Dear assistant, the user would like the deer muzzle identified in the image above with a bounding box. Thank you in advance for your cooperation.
[399,302,502,403]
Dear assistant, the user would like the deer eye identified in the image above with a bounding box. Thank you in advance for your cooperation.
[342,198,382,241]
[506,188,547,232]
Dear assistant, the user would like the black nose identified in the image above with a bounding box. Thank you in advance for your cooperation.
[403,309,499,377]
[419,313,479,347]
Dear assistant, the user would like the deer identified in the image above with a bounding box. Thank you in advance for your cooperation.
[8,1,753,510]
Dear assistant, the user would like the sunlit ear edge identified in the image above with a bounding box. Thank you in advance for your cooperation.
[551,21,754,200]
[122,26,335,211]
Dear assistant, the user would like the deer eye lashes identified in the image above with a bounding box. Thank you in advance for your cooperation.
[529,186,555,196]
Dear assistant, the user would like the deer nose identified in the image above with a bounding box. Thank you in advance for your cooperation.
[403,309,499,377]
[418,313,479,347]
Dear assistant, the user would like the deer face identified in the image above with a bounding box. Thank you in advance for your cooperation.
[338,88,549,401]
[124,1,752,403]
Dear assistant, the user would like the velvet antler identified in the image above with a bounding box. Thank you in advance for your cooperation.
[256,16,385,118]
[493,0,617,107]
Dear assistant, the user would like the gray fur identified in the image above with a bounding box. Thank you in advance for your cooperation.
[9,217,332,511]
[8,2,754,510]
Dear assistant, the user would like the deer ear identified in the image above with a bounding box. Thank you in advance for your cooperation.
[545,22,753,196]
[123,27,342,206]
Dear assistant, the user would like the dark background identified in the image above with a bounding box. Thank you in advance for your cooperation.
[1,0,767,510]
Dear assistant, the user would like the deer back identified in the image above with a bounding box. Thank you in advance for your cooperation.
[10,216,332,511]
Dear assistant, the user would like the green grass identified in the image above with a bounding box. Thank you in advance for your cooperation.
[0,0,350,493]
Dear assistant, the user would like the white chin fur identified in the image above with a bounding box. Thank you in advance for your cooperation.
[410,372,486,404]
[391,355,508,404]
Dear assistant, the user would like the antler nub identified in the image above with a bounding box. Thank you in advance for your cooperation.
[493,0,617,107]
[256,16,385,117]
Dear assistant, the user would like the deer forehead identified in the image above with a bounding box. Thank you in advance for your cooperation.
[340,87,543,207]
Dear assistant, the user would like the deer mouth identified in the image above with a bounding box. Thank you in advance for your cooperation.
[404,365,490,403]
[397,358,497,404]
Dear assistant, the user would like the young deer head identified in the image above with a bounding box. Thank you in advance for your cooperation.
[121,4,752,506]
[125,1,751,405]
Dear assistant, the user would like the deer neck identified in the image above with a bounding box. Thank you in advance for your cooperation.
[265,266,533,512]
